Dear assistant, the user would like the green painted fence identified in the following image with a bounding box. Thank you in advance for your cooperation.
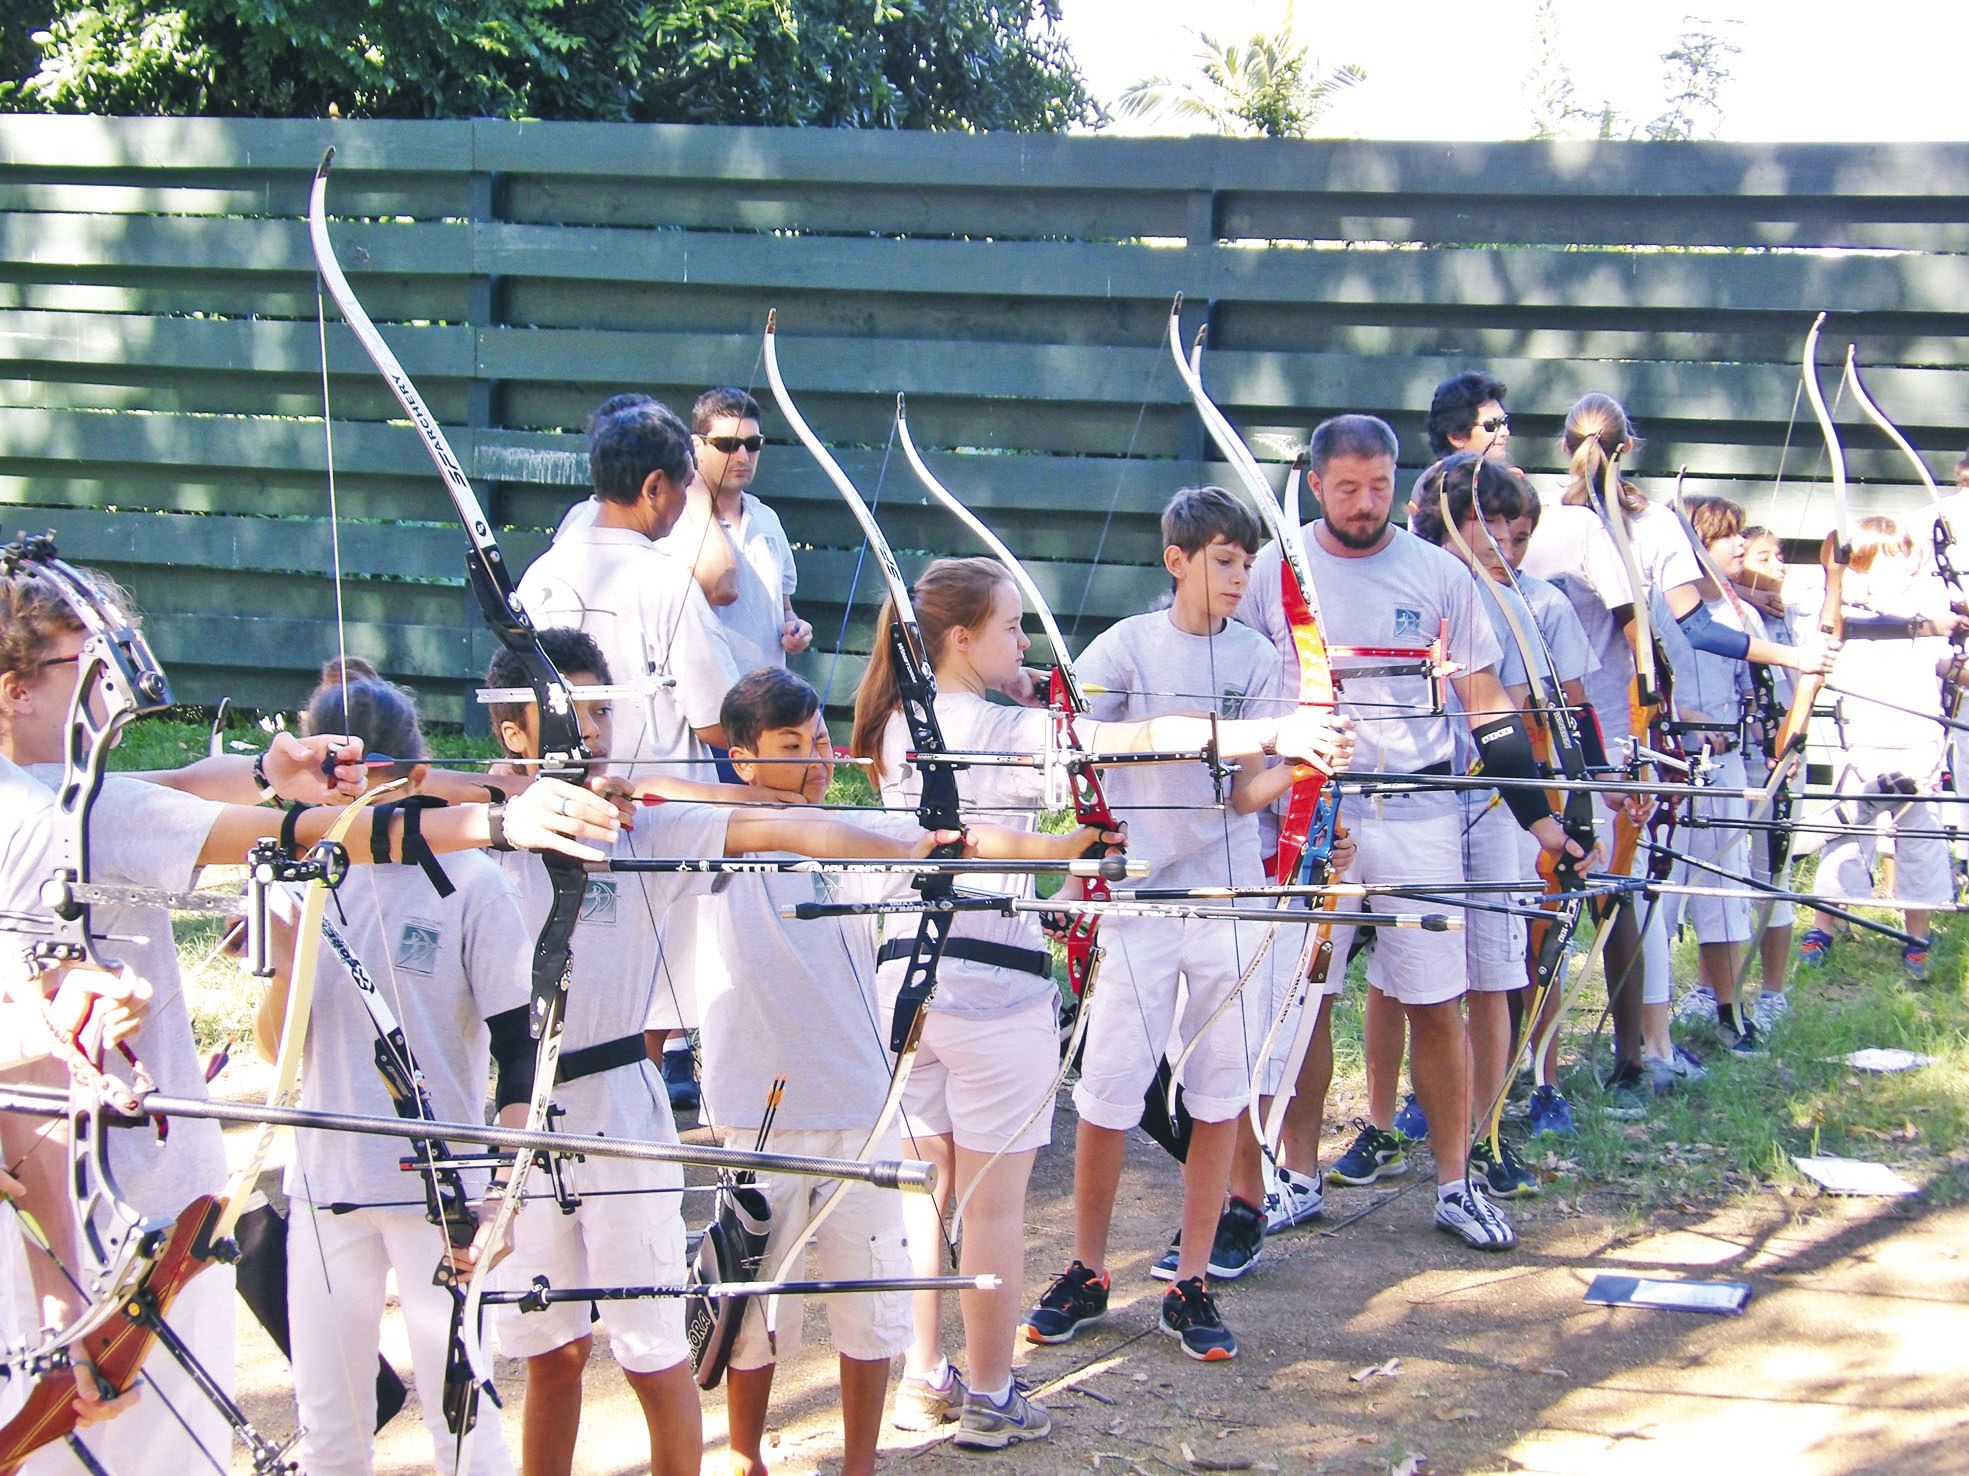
[1,116,1964,722]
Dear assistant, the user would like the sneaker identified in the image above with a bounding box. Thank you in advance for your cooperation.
[1601,1061,1656,1119]
[1206,1198,1265,1279]
[1022,1261,1109,1345]
[1469,1137,1539,1198]
[661,1047,699,1114]
[1798,927,1834,968]
[1669,1043,1708,1082]
[1327,1119,1409,1186]
[1393,1092,1430,1141]
[1717,1011,1762,1056]
[1904,939,1933,981]
[1754,991,1792,1030]
[1263,1166,1326,1232]
[952,1379,1051,1450]
[1640,1055,1680,1094]
[893,1362,968,1430]
[1672,985,1718,1025]
[1159,1277,1238,1361]
[1149,1232,1182,1283]
[1435,1179,1517,1250]
[1525,1084,1575,1138]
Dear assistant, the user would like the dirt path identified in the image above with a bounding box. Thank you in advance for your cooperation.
[224,1096,1968,1476]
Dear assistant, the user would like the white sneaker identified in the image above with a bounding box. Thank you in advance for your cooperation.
[1263,1166,1326,1232]
[1434,1180,1516,1251]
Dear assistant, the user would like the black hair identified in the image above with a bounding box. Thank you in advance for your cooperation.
[485,629,611,749]
[589,400,694,504]
[1307,414,1399,474]
[586,392,656,447]
[302,657,425,770]
[722,666,822,752]
[1425,371,1508,458]
[1161,485,1262,560]
[692,387,763,434]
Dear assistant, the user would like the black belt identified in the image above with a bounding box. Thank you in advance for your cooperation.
[559,1033,648,1083]
[875,936,1051,979]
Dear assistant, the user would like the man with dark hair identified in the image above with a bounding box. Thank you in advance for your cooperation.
[1425,371,1511,462]
[656,386,813,674]
[1238,413,1594,1252]
[519,398,741,1108]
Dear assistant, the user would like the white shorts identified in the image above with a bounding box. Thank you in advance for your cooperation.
[900,996,1057,1155]
[1746,786,1797,929]
[491,1147,689,1373]
[724,1125,913,1370]
[1320,794,1468,1008]
[1667,750,1752,945]
[1072,907,1280,1129]
[1821,767,1954,911]
[1460,798,1528,991]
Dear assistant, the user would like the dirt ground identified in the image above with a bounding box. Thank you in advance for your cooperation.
[221,1087,1969,1476]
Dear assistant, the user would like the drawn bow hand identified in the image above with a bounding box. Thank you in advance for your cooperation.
[1275,711,1357,774]
[1530,816,1604,875]
[1791,633,1840,676]
[499,777,623,860]
[261,729,369,802]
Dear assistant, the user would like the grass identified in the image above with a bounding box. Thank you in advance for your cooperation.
[123,707,1969,1213]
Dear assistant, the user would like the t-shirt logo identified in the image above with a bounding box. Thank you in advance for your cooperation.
[1392,606,1424,639]
[396,920,442,976]
[811,871,839,905]
[1220,685,1251,720]
[581,878,618,925]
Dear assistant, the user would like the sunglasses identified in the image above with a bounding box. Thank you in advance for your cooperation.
[1478,415,1510,434]
[701,434,765,454]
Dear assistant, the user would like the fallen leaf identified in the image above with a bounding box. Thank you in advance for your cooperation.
[1434,1407,1481,1423]
[1532,1366,1570,1378]
[1350,1356,1403,1382]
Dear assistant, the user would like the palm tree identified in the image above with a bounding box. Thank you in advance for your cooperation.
[1114,2,1364,139]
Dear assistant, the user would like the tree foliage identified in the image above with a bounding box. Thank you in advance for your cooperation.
[1115,2,1364,140]
[0,0,1101,131]
[1524,6,1742,143]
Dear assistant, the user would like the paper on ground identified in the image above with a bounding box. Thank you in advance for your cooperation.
[1793,1155,1920,1196]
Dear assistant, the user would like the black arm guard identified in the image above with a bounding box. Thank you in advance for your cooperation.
[487,1005,536,1109]
[1472,714,1555,832]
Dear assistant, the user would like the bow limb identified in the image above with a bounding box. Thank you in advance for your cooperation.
[893,399,1114,1244]
[307,153,589,1451]
[1161,309,1340,1150]
[1843,343,1960,589]
[758,316,958,1330]
[1722,315,1854,1000]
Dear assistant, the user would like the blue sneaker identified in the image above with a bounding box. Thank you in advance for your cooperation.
[1327,1119,1409,1186]
[1525,1084,1574,1138]
[1393,1093,1429,1142]
[953,1379,1051,1450]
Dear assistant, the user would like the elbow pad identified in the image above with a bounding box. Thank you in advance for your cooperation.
[1472,714,1554,832]
[487,1005,536,1110]
[1677,600,1753,662]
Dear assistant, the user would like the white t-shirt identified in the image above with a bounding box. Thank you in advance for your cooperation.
[499,804,726,1140]
[285,852,530,1207]
[517,522,738,777]
[1451,578,1533,777]
[655,493,799,676]
[0,758,57,1013]
[698,812,924,1132]
[1079,608,1283,884]
[1240,523,1501,781]
[1834,571,1953,778]
[23,769,230,1221]
[1675,596,1755,737]
[877,691,1103,1017]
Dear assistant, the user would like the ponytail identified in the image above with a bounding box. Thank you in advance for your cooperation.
[1561,392,1647,514]
[850,557,1013,782]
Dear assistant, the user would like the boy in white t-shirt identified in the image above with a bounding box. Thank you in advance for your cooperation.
[1023,486,1355,1364]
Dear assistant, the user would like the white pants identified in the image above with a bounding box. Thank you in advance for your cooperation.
[1821,765,1954,913]
[287,1202,514,1476]
[21,1265,236,1476]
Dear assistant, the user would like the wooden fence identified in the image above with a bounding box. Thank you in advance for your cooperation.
[2,116,1965,722]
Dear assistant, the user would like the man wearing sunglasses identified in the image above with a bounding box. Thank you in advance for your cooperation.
[1425,370,1513,463]
[658,387,815,676]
